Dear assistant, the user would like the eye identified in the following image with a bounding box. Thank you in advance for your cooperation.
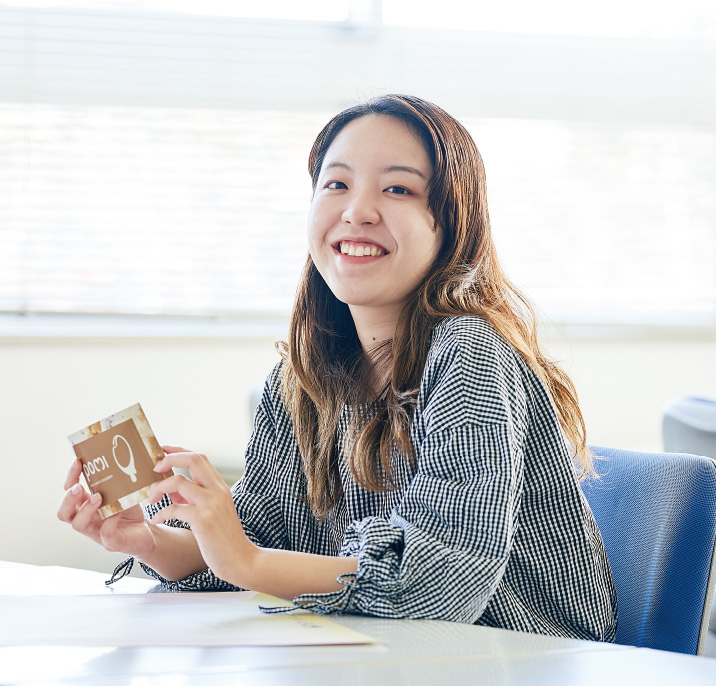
[386,185,412,195]
[325,181,347,190]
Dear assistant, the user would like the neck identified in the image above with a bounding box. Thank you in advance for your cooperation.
[349,304,401,355]
[349,304,401,399]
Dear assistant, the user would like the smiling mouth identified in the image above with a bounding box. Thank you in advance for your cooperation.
[335,240,387,257]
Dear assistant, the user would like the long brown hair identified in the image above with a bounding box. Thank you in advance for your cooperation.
[280,94,591,519]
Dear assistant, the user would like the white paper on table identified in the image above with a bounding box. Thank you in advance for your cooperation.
[0,565,156,596]
[0,591,377,647]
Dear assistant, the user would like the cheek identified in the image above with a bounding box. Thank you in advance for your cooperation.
[306,206,321,252]
[419,222,441,260]
[307,198,329,239]
[412,231,440,281]
[307,206,334,269]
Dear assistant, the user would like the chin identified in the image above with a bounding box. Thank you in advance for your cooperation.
[335,295,375,308]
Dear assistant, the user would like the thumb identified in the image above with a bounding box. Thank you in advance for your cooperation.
[98,511,124,552]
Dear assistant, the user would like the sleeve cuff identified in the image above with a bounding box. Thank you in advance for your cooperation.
[290,516,404,615]
[137,560,242,592]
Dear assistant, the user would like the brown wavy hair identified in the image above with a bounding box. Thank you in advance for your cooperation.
[279,94,592,519]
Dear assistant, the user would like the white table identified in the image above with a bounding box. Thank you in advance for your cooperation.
[1,562,715,685]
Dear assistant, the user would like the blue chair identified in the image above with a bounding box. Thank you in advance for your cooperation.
[582,446,716,655]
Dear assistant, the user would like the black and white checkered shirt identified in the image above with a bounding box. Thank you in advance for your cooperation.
[143,315,617,641]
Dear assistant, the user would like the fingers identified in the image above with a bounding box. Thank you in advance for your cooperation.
[162,445,191,455]
[149,473,202,506]
[97,507,128,552]
[63,458,84,491]
[154,451,224,489]
[58,461,103,544]
[69,492,103,533]
[167,491,189,505]
[59,459,89,524]
[57,483,89,523]
[150,503,185,525]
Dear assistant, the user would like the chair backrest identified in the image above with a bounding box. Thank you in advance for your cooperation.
[582,446,716,655]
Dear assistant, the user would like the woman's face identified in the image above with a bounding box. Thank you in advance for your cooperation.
[308,114,440,322]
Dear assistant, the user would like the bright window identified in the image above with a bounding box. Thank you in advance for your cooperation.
[383,0,716,39]
[1,2,715,326]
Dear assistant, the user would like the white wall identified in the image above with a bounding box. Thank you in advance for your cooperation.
[545,335,716,450]
[1,332,715,576]
[0,335,279,575]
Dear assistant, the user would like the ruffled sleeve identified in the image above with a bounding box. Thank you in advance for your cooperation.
[290,420,524,621]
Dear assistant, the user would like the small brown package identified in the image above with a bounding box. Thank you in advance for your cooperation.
[68,403,170,519]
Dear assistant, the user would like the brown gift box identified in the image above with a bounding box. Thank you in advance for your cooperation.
[68,403,170,519]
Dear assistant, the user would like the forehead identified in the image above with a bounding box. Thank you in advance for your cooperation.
[322,114,432,173]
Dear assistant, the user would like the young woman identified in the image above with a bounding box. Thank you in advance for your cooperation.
[58,94,617,641]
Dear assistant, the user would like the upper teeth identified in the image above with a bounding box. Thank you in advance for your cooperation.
[340,242,384,257]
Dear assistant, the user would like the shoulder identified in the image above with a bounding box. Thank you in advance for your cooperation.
[254,359,285,425]
[266,359,285,395]
[428,315,519,368]
[425,315,524,388]
[244,359,300,470]
[418,316,528,431]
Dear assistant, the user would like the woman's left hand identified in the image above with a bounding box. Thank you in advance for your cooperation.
[148,445,254,585]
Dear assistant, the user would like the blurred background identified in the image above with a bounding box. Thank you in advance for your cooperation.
[1,0,715,575]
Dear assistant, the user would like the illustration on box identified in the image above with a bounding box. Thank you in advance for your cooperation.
[67,403,169,519]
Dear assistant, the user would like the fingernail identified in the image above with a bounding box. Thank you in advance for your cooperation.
[90,493,102,505]
[71,484,82,496]
[153,460,164,472]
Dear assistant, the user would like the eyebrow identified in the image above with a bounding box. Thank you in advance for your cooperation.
[324,161,428,180]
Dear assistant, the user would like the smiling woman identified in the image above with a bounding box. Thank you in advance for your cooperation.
[57,94,617,642]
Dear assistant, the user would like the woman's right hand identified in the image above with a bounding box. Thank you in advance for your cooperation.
[57,458,156,559]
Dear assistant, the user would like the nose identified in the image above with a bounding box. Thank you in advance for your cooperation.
[341,190,380,226]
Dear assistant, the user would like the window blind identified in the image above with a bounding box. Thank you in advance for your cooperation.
[1,3,715,325]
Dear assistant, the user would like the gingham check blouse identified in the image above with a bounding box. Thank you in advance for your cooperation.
[141,315,617,641]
